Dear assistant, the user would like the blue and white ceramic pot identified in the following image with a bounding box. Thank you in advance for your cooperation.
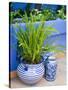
[17,62,45,85]
[45,56,57,81]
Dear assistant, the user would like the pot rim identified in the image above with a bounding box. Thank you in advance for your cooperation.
[20,61,44,66]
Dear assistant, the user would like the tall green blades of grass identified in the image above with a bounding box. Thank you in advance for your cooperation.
[15,13,63,64]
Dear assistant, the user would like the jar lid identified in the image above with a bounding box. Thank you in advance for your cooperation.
[48,56,56,60]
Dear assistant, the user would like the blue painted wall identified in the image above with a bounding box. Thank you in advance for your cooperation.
[10,19,66,71]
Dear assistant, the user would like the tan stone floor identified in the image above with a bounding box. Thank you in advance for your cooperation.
[10,57,66,88]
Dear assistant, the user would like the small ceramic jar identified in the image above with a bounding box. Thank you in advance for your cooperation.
[45,56,57,81]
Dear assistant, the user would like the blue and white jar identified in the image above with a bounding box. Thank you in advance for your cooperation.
[17,62,45,85]
[45,56,57,81]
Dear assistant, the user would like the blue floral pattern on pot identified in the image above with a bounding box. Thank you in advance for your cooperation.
[45,57,57,81]
[17,62,45,85]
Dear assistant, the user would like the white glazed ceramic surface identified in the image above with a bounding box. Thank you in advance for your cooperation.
[17,62,45,85]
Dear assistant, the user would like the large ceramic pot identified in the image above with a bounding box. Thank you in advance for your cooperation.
[17,62,45,85]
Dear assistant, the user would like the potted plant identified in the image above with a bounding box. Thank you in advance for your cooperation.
[14,14,63,85]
